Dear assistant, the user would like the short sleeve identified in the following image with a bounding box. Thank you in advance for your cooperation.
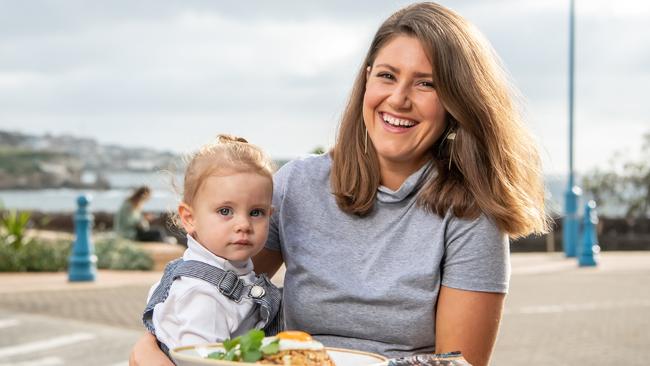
[265,161,296,252]
[441,214,510,293]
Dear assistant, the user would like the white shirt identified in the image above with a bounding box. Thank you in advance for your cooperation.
[148,235,262,350]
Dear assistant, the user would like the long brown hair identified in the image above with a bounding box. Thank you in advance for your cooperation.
[330,2,548,238]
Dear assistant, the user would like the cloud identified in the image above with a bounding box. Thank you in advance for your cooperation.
[0,0,648,174]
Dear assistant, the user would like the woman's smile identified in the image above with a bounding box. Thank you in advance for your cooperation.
[380,112,419,131]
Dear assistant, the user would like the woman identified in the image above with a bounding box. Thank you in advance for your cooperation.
[115,185,165,242]
[130,3,548,366]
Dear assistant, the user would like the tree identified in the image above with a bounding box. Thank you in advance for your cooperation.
[311,146,326,155]
[582,132,650,219]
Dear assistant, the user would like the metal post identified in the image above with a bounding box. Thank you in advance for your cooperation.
[578,200,599,266]
[563,0,581,258]
[545,231,555,252]
[68,195,97,281]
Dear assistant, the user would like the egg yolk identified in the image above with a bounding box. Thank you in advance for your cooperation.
[276,330,313,342]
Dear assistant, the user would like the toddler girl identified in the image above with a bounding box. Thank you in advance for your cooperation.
[142,135,282,354]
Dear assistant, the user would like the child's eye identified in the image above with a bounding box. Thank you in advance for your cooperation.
[218,208,233,216]
[250,209,265,217]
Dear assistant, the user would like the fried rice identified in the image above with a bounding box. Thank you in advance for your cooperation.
[259,349,336,365]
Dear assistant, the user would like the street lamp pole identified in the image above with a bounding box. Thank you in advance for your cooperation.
[563,0,581,257]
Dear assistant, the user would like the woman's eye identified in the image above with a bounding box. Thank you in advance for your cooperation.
[377,72,395,80]
[218,208,233,216]
[250,209,265,217]
[418,80,435,89]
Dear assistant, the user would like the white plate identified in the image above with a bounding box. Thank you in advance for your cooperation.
[171,344,387,366]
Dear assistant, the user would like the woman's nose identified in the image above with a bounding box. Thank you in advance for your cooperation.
[387,83,412,110]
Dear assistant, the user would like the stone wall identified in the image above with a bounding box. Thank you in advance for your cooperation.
[512,216,650,252]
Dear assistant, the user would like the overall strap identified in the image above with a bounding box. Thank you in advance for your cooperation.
[173,260,283,334]
[142,258,184,333]
[172,260,261,302]
[251,273,283,336]
[142,259,283,338]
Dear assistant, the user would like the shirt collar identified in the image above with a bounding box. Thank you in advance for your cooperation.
[184,234,254,275]
[376,160,435,204]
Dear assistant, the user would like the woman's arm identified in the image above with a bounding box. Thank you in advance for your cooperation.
[252,248,284,277]
[129,332,173,366]
[435,285,506,366]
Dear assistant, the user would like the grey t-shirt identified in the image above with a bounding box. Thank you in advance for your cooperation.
[265,154,510,358]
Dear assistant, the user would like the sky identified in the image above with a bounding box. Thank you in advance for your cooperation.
[0,0,648,175]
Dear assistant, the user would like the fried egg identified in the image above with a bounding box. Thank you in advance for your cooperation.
[264,330,325,351]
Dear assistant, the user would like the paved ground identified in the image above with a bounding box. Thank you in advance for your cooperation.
[494,252,650,366]
[0,252,648,365]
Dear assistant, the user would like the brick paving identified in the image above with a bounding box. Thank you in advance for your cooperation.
[0,252,648,365]
[494,254,650,366]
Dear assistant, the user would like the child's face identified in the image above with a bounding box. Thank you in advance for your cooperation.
[181,172,273,262]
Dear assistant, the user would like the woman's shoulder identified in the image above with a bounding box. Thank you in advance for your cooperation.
[446,211,500,232]
[274,153,331,183]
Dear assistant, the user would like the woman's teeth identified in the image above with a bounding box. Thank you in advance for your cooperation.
[382,113,416,127]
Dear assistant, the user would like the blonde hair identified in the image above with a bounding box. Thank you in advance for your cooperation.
[182,134,275,206]
[330,2,548,238]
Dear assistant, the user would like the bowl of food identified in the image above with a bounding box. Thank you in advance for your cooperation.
[170,330,387,366]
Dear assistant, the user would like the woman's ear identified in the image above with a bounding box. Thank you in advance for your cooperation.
[366,65,371,81]
[178,203,195,235]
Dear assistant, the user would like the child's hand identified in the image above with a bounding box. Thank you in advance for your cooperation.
[129,332,173,366]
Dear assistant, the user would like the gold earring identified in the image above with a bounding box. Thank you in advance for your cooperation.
[364,126,368,154]
[447,131,456,170]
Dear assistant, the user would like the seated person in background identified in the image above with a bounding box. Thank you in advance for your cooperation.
[114,185,165,242]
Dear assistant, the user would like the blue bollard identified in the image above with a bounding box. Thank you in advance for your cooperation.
[563,185,582,258]
[578,200,600,267]
[68,195,97,281]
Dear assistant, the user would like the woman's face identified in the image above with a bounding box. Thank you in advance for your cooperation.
[363,35,447,173]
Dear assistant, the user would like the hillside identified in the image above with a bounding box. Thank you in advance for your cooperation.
[0,130,181,189]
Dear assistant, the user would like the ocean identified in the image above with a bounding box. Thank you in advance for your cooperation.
[0,172,586,216]
[0,171,181,213]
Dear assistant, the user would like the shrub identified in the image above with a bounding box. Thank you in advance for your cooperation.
[1,208,33,250]
[95,237,154,271]
[0,239,70,272]
[0,235,153,272]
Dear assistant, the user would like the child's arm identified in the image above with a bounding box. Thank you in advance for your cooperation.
[129,332,173,366]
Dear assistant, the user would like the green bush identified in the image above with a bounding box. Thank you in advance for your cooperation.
[0,240,70,272]
[95,237,154,271]
[0,236,153,272]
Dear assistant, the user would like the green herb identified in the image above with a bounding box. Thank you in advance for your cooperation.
[260,339,280,355]
[242,349,262,363]
[223,337,240,352]
[238,329,265,362]
[207,351,225,360]
[205,329,278,363]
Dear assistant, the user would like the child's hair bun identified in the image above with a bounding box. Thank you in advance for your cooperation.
[217,134,248,144]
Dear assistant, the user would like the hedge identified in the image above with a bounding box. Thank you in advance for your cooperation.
[0,236,153,272]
